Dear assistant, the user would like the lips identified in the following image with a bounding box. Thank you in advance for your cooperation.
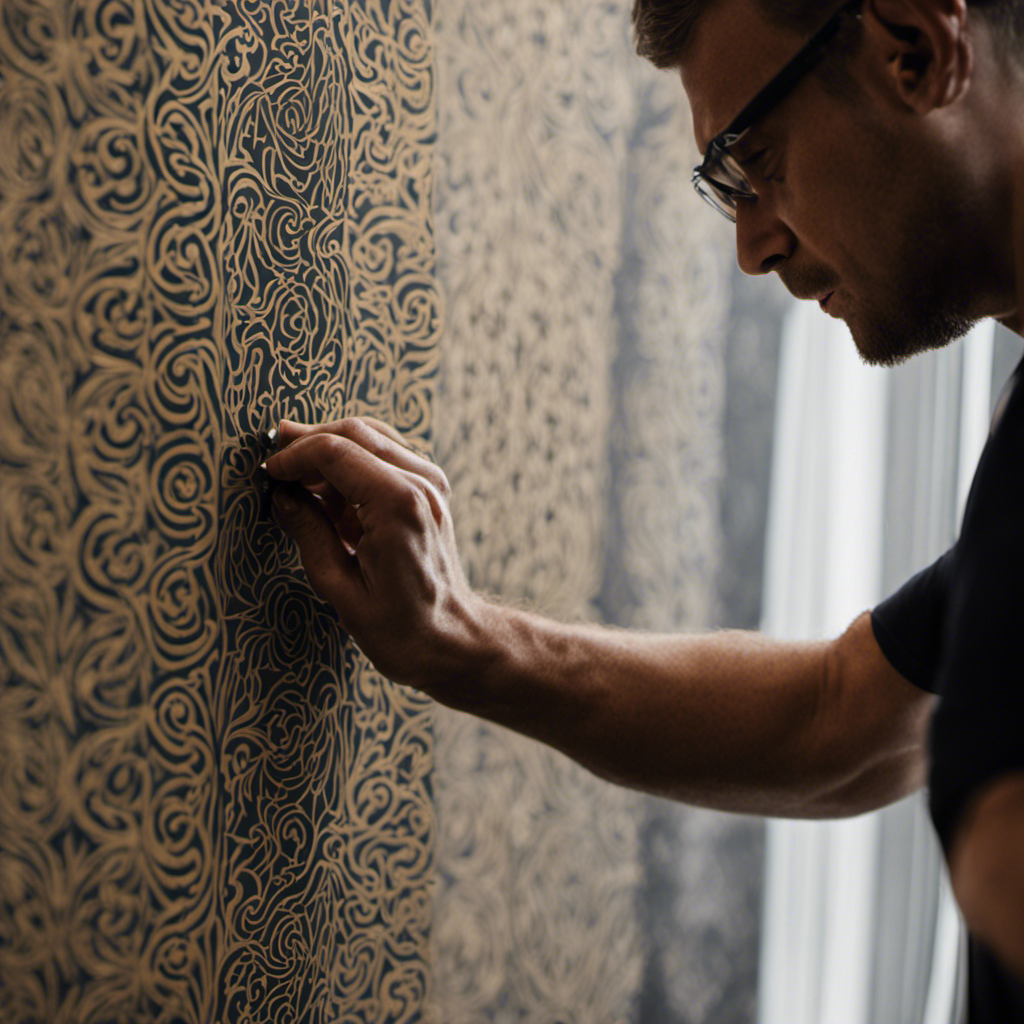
[818,291,834,312]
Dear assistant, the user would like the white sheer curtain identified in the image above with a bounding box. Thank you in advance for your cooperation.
[756,299,1001,1024]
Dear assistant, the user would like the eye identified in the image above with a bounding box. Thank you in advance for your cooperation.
[738,148,768,170]
[738,147,783,185]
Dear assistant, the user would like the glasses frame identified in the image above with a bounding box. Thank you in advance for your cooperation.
[692,0,865,221]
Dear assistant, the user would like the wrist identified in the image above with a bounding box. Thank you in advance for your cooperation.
[413,590,512,708]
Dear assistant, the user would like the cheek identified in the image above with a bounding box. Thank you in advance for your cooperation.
[788,122,891,272]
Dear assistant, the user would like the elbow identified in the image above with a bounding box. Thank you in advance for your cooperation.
[950,773,1024,980]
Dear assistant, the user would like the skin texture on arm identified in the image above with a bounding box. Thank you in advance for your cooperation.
[950,774,1024,978]
[432,600,934,817]
[265,416,935,819]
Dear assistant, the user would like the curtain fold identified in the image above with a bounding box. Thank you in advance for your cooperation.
[757,305,1002,1024]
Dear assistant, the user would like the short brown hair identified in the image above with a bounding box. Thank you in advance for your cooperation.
[631,0,706,70]
[631,0,1024,71]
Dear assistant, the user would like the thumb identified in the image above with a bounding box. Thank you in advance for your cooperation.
[272,482,363,610]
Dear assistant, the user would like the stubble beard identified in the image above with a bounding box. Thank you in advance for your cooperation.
[779,266,972,367]
[847,297,975,368]
[848,182,986,367]
[846,244,979,367]
[778,201,981,368]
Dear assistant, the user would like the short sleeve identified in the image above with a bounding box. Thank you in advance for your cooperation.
[871,548,957,696]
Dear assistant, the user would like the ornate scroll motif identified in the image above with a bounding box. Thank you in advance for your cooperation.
[0,1,439,1021]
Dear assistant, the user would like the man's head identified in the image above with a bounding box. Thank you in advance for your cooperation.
[634,0,1023,364]
[634,0,1024,70]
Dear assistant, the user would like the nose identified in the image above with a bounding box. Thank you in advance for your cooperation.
[734,196,796,276]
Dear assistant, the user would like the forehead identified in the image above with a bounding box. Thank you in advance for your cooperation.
[681,0,810,154]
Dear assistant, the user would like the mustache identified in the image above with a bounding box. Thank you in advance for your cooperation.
[778,267,839,301]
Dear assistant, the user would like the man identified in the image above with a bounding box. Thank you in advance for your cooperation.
[264,0,1024,1017]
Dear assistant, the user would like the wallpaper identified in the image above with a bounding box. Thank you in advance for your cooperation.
[429,0,733,1019]
[0,1,438,1021]
[0,0,745,1021]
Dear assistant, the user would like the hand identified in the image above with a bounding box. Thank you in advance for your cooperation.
[265,417,488,690]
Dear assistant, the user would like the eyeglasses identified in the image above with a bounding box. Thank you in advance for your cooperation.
[692,0,864,221]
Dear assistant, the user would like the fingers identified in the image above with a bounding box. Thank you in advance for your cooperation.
[278,416,406,447]
[267,433,446,536]
[278,416,421,458]
[264,419,471,691]
[271,482,365,613]
[267,417,451,502]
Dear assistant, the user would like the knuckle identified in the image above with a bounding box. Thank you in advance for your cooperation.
[430,468,452,500]
[304,431,350,471]
[339,416,373,443]
[302,428,330,448]
[391,481,425,520]
[415,477,447,524]
[387,478,445,530]
[364,415,407,446]
[316,431,348,455]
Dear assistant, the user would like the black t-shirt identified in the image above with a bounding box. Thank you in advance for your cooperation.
[872,355,1024,1023]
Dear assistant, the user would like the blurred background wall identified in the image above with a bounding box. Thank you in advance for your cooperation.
[428,1,783,1020]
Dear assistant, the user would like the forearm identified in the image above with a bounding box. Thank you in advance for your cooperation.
[265,420,929,818]
[426,600,923,817]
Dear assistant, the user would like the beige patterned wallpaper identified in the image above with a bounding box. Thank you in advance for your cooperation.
[0,1,735,1021]
[0,1,437,1020]
[429,0,731,1020]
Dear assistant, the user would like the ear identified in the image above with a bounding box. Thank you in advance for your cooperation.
[861,0,972,113]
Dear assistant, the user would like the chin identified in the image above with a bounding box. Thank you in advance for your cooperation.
[848,308,975,369]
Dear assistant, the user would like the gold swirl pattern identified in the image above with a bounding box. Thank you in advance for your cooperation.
[1,0,438,1020]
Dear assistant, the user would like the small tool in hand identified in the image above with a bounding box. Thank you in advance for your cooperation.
[254,426,279,518]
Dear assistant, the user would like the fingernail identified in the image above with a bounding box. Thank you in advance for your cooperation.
[259,460,268,471]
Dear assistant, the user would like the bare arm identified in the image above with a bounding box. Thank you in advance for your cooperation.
[950,773,1024,980]
[436,602,934,817]
[265,417,935,819]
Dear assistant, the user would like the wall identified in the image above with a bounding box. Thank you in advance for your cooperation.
[0,2,437,1020]
[0,1,757,1021]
